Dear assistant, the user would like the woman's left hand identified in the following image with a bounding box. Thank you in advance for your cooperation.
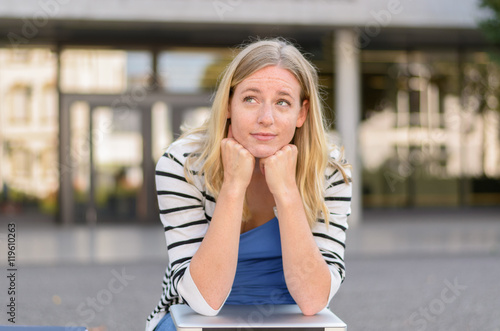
[259,144,299,196]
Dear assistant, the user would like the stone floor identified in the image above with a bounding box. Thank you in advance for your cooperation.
[0,207,499,330]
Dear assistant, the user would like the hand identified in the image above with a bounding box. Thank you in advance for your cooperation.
[259,144,299,196]
[221,125,255,192]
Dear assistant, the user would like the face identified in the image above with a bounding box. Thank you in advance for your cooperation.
[228,65,309,158]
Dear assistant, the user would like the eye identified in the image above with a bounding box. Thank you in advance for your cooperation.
[243,96,257,104]
[277,99,291,107]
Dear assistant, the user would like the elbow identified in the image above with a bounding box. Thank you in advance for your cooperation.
[197,307,220,317]
[177,265,226,317]
[181,295,224,317]
[298,300,328,316]
[180,297,222,317]
[301,308,320,316]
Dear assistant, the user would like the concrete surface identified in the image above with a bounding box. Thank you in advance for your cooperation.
[0,207,499,331]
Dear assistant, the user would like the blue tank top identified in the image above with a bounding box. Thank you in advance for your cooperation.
[225,217,296,305]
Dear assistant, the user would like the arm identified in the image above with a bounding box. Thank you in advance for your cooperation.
[311,159,352,305]
[275,186,333,315]
[156,136,253,316]
[260,146,352,315]
[185,135,255,311]
[155,145,212,314]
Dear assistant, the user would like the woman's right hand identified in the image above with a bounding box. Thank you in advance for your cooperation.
[221,124,255,192]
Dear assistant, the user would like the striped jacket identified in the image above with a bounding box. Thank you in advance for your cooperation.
[146,134,352,331]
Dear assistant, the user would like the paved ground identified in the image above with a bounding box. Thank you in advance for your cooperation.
[0,207,499,331]
[3,254,500,331]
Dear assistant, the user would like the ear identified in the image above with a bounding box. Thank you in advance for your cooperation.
[296,99,309,128]
[227,102,231,119]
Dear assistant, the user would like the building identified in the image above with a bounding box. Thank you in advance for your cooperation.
[0,49,58,205]
[0,0,498,225]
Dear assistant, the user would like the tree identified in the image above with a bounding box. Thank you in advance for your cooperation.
[479,0,500,59]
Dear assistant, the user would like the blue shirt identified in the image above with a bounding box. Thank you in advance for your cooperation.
[225,217,296,305]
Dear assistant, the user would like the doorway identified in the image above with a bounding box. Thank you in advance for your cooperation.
[59,92,211,225]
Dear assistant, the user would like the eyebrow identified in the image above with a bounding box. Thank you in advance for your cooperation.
[240,87,261,95]
[240,87,295,99]
[277,91,294,98]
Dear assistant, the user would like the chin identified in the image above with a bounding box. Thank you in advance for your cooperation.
[248,147,279,159]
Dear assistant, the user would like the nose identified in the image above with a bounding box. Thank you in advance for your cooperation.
[257,103,274,126]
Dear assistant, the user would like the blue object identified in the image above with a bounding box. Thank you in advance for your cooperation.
[0,327,86,330]
[153,312,175,331]
[225,217,295,305]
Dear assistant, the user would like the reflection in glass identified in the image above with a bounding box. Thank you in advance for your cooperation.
[152,102,172,161]
[0,48,59,217]
[360,50,500,208]
[126,51,153,89]
[60,49,127,94]
[158,48,232,93]
[70,102,91,222]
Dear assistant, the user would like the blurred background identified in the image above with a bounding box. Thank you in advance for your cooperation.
[0,0,499,330]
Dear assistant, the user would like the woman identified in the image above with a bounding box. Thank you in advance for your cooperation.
[146,38,352,331]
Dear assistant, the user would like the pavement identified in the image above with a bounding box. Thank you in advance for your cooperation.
[0,207,499,331]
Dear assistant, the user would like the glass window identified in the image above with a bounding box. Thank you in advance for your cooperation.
[60,49,127,94]
[11,148,31,177]
[0,48,58,218]
[151,102,172,161]
[158,48,233,93]
[41,85,57,125]
[93,107,143,222]
[69,102,145,223]
[126,51,153,89]
[360,49,500,208]
[9,85,32,124]
[8,49,31,63]
[70,102,91,222]
[461,52,500,205]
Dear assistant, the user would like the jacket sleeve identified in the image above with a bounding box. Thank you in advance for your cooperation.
[155,141,222,316]
[312,154,352,305]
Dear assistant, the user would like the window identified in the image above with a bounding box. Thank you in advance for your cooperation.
[11,148,31,178]
[60,49,127,93]
[9,85,32,124]
[41,85,57,125]
[9,49,31,63]
[361,49,500,207]
[158,48,233,93]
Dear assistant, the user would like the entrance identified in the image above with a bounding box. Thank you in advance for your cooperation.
[59,92,211,225]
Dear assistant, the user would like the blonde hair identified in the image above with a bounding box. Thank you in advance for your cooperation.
[183,38,349,228]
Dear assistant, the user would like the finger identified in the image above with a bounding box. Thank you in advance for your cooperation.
[281,144,296,154]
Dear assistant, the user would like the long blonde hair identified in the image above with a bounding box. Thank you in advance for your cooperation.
[184,38,349,228]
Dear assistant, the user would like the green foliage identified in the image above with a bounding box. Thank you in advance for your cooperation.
[480,0,500,44]
[479,0,500,66]
[480,0,500,14]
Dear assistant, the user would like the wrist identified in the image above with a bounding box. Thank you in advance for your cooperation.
[220,180,247,199]
[273,185,301,207]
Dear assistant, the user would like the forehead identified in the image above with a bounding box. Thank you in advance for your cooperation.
[235,65,301,94]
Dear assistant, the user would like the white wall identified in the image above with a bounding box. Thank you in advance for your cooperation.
[0,0,489,29]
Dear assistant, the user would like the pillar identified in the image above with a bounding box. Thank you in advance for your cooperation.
[57,47,74,225]
[334,29,362,226]
[140,103,157,223]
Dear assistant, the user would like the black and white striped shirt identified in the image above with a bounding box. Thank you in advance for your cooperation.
[146,134,352,331]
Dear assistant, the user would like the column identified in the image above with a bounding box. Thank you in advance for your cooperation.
[87,105,97,225]
[140,103,157,223]
[334,29,362,226]
[57,47,74,225]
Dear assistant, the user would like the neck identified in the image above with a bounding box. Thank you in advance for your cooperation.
[246,156,271,194]
[245,159,275,225]
[254,157,266,176]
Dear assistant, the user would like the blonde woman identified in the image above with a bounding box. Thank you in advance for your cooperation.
[146,38,352,331]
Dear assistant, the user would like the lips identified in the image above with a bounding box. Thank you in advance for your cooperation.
[251,133,277,141]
